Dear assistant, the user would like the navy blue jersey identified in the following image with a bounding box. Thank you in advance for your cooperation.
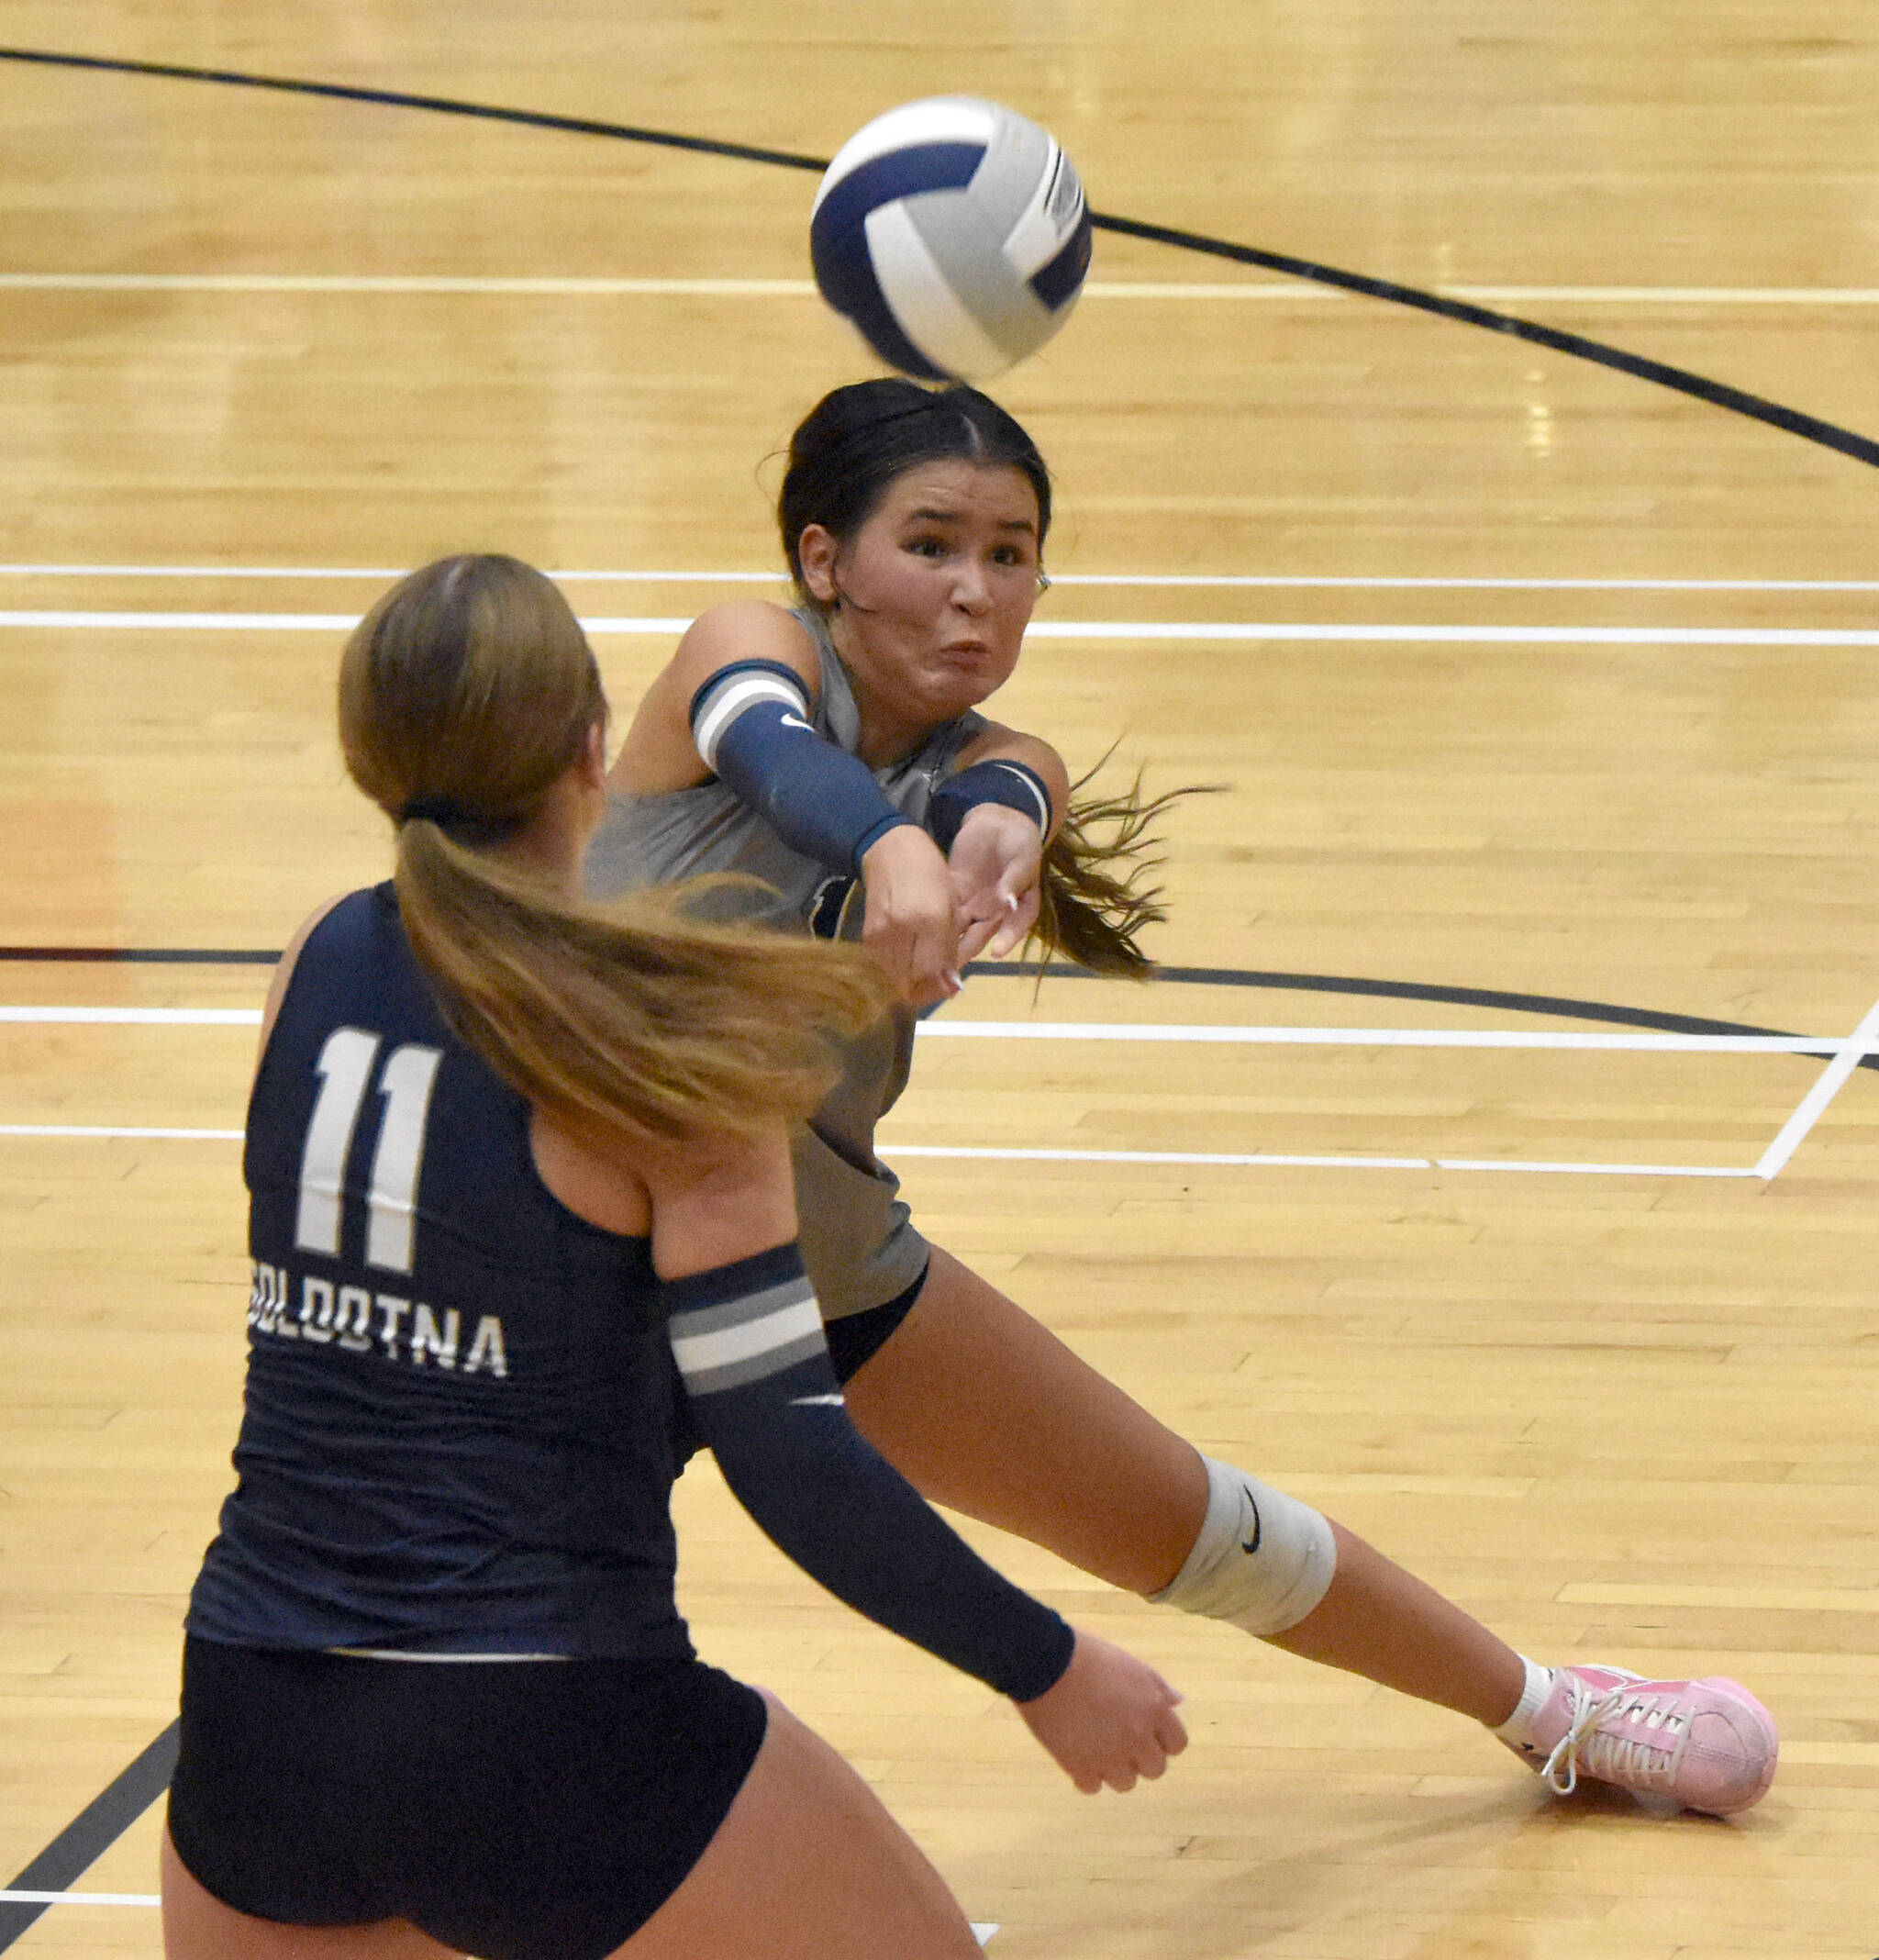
[188,885,691,1659]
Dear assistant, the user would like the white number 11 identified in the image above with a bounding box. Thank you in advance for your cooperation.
[293,1027,443,1275]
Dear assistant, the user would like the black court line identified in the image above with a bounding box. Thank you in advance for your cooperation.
[3,941,1871,1069]
[0,1722,178,1953]
[966,960,1879,1072]
[0,943,1861,1913]
[0,945,280,963]
[973,958,1822,1038]
[1,45,1874,472]
[1089,214,1879,471]
[0,46,830,173]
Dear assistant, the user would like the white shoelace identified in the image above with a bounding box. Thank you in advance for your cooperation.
[1541,1681,1684,1797]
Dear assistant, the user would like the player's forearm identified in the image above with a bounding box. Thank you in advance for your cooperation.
[692,662,912,873]
[666,1242,1074,1700]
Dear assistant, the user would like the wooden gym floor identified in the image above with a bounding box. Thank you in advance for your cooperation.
[0,5,1875,1955]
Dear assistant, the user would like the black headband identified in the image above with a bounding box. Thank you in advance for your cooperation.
[396,796,470,827]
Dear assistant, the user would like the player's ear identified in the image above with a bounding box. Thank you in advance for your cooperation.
[796,525,840,607]
[579,714,607,789]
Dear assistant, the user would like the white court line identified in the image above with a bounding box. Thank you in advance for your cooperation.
[888,1144,1429,1168]
[0,1126,1758,1175]
[1753,996,1879,1179]
[1093,284,1879,306]
[0,1007,1855,1053]
[1045,575,1879,593]
[0,1006,261,1024]
[6,272,1879,306]
[1019,622,1879,647]
[0,565,775,583]
[917,1022,1847,1054]
[5,611,1878,648]
[0,1124,244,1139]
[1437,1158,1758,1177]
[883,1143,1753,1176]
[7,1015,1868,1175]
[0,1891,161,1907]
[0,610,423,631]
[3,567,1876,593]
[0,564,422,580]
[0,273,823,295]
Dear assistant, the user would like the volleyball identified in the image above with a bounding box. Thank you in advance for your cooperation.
[810,96,1093,384]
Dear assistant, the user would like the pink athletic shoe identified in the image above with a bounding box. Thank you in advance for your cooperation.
[1513,1665,1778,1815]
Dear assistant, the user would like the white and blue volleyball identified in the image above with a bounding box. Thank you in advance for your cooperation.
[811,97,1093,384]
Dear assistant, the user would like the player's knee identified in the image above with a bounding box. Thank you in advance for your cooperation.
[1149,1454,1336,1636]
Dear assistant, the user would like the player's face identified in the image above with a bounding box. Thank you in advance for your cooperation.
[810,460,1042,756]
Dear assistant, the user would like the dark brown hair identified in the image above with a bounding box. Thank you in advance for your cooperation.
[778,379,1051,603]
[778,388,1207,975]
[1033,760,1203,977]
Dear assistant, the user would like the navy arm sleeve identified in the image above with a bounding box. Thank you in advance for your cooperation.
[664,1241,1075,1701]
[689,661,915,875]
[927,758,1055,853]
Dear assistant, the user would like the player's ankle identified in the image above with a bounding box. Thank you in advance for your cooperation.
[1490,1655,1557,1747]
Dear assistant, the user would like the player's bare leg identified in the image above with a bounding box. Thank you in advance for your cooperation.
[843,1246,1781,1815]
[844,1247,1522,1718]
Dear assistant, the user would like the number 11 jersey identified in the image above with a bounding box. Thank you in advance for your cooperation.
[186,884,696,1661]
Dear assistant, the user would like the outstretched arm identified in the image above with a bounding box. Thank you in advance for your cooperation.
[646,1133,1186,1787]
[939,724,1071,963]
[667,1237,1076,1699]
[610,602,965,1005]
[608,602,824,796]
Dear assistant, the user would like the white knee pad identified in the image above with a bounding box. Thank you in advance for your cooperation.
[1149,1454,1337,1637]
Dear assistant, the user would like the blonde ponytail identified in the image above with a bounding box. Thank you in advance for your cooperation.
[393,825,884,1146]
[343,555,889,1146]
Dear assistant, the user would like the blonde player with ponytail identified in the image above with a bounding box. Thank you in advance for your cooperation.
[164,553,1185,1960]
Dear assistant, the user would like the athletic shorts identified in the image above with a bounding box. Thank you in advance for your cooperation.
[667,1014,930,1468]
[167,1636,768,1960]
[823,1262,926,1380]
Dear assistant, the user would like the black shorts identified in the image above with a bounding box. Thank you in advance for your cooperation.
[823,1260,928,1382]
[168,1636,768,1960]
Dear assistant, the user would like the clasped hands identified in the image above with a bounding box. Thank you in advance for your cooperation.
[857,805,1042,1007]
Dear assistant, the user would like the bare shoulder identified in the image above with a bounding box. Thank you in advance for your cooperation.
[608,602,822,795]
[528,1110,653,1239]
[673,601,823,692]
[528,1117,795,1270]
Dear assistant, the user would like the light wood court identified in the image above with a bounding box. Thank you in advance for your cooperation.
[1,5,1875,1955]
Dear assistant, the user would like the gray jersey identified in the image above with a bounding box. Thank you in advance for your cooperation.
[585,606,986,933]
[585,606,985,1320]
